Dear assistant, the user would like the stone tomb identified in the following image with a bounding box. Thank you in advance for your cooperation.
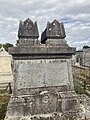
[0,46,13,89]
[5,18,80,120]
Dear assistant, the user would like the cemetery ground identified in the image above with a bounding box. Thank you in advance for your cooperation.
[72,66,90,95]
[0,66,90,120]
[0,89,11,120]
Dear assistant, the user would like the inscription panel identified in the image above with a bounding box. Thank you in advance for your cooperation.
[15,59,69,89]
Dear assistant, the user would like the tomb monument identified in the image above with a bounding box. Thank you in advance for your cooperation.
[5,18,81,120]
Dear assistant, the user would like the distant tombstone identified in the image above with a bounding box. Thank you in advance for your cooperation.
[0,46,13,90]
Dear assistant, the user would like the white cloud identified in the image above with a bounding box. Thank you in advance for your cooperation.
[0,0,90,49]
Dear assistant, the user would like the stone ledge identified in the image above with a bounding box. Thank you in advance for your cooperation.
[5,112,81,120]
[9,46,75,55]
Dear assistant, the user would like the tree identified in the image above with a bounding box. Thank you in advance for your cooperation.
[83,45,90,49]
[3,43,13,51]
[0,44,2,48]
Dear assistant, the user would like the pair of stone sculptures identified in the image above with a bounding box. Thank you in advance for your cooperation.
[18,18,66,39]
[17,18,66,46]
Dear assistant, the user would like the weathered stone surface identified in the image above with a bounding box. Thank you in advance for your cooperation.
[8,46,76,60]
[18,18,39,39]
[41,20,66,44]
[14,59,70,89]
[78,95,90,119]
[5,112,81,120]
[5,91,79,118]
[16,38,40,47]
[17,18,39,47]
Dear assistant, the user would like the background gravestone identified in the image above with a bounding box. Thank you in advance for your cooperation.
[0,47,13,90]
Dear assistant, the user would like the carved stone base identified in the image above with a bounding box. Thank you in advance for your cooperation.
[5,90,81,120]
[5,112,81,120]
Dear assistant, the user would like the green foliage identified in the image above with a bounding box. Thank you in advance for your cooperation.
[0,44,2,48]
[0,43,13,51]
[3,43,13,51]
[83,45,90,49]
[73,66,90,97]
[0,95,10,120]
[74,80,86,94]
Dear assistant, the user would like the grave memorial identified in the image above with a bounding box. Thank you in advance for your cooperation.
[5,18,81,120]
[0,47,13,86]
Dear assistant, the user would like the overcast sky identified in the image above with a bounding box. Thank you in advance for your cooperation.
[0,0,90,50]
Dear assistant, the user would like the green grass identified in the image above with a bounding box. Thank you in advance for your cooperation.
[72,66,90,95]
[0,92,10,120]
[74,79,86,94]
